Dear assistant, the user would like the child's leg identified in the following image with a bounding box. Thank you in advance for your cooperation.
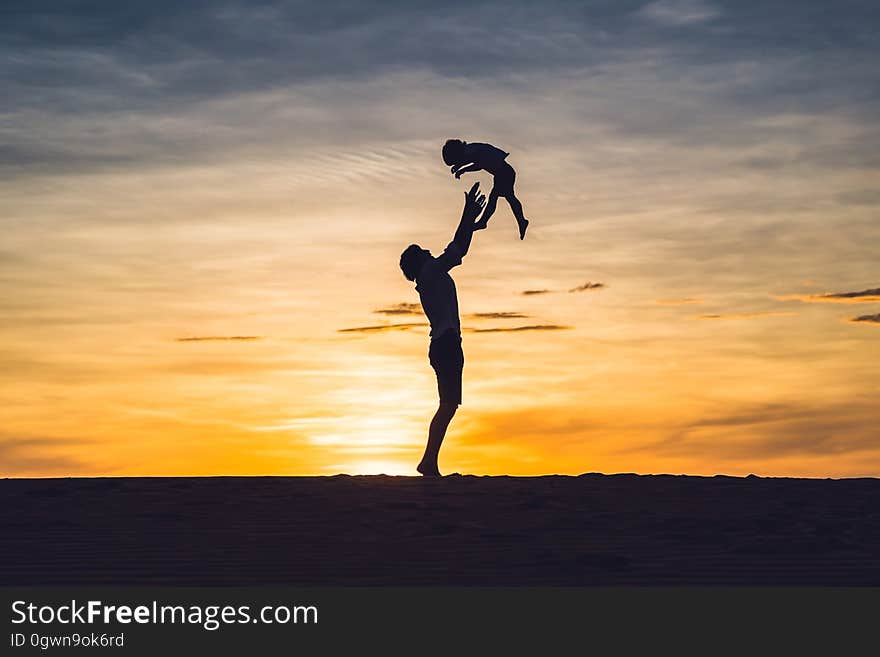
[507,193,526,224]
[474,188,499,230]
[506,192,529,240]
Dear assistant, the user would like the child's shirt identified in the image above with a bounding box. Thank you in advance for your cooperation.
[464,143,509,174]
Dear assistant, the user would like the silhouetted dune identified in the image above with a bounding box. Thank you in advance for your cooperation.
[2,474,879,585]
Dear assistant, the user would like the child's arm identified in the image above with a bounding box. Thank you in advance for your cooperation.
[452,163,482,179]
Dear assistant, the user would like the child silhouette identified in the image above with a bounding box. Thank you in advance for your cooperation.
[442,139,530,240]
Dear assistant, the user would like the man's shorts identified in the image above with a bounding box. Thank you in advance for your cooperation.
[428,331,464,406]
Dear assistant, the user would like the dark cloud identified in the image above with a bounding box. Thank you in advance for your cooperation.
[523,283,605,295]
[343,310,565,333]
[338,323,429,334]
[372,305,528,320]
[373,303,422,316]
[780,288,880,304]
[338,321,568,335]
[849,313,880,325]
[568,282,606,293]
[636,0,720,26]
[175,336,263,342]
[467,312,529,319]
[816,288,880,301]
[3,0,878,179]
[468,324,571,333]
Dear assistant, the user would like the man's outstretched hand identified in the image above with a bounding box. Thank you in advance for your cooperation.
[462,182,486,223]
[452,182,486,257]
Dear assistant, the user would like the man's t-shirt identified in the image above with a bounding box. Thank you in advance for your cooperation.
[416,242,463,340]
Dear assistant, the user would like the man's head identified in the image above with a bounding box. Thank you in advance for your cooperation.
[442,139,467,166]
[400,243,430,281]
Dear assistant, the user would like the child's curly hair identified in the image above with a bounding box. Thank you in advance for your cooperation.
[442,139,466,166]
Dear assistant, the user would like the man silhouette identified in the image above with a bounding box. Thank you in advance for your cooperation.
[399,182,486,476]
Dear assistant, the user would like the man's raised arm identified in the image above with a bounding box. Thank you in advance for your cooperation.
[452,182,486,258]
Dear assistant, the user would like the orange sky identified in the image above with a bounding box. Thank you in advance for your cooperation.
[2,1,878,478]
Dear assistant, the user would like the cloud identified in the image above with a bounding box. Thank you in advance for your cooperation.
[175,336,263,342]
[849,313,880,325]
[779,288,880,304]
[373,304,527,320]
[629,399,880,462]
[467,312,529,319]
[696,312,794,320]
[338,323,429,334]
[523,283,606,295]
[373,303,422,316]
[835,189,880,207]
[0,435,89,476]
[636,0,721,26]
[656,298,704,305]
[568,282,606,293]
[339,322,567,334]
[2,0,878,186]
[468,324,572,333]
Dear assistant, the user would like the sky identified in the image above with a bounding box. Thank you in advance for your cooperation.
[1,0,878,478]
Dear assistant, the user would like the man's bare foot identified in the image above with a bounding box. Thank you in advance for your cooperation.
[518,218,529,240]
[417,461,442,477]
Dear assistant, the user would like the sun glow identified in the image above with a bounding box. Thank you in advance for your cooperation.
[330,460,414,476]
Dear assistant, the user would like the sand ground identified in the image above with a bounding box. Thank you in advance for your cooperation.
[2,473,879,585]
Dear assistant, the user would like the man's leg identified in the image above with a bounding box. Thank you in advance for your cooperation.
[417,402,457,476]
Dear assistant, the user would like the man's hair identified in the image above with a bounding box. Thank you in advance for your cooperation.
[400,244,424,281]
[442,139,466,166]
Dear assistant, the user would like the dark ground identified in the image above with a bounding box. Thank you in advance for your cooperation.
[2,473,880,585]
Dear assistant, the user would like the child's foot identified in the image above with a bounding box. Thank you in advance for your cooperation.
[518,219,529,240]
[473,220,488,231]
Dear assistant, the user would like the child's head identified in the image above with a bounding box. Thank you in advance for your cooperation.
[442,139,466,166]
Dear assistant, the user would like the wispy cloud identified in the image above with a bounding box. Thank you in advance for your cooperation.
[568,282,606,293]
[373,303,422,316]
[523,283,606,295]
[467,312,529,319]
[339,322,567,334]
[849,313,880,325]
[629,399,880,461]
[637,0,721,26]
[836,189,880,207]
[338,323,429,334]
[468,324,572,333]
[696,312,794,320]
[656,297,704,306]
[0,434,89,476]
[778,288,880,304]
[374,305,527,320]
[175,336,263,342]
